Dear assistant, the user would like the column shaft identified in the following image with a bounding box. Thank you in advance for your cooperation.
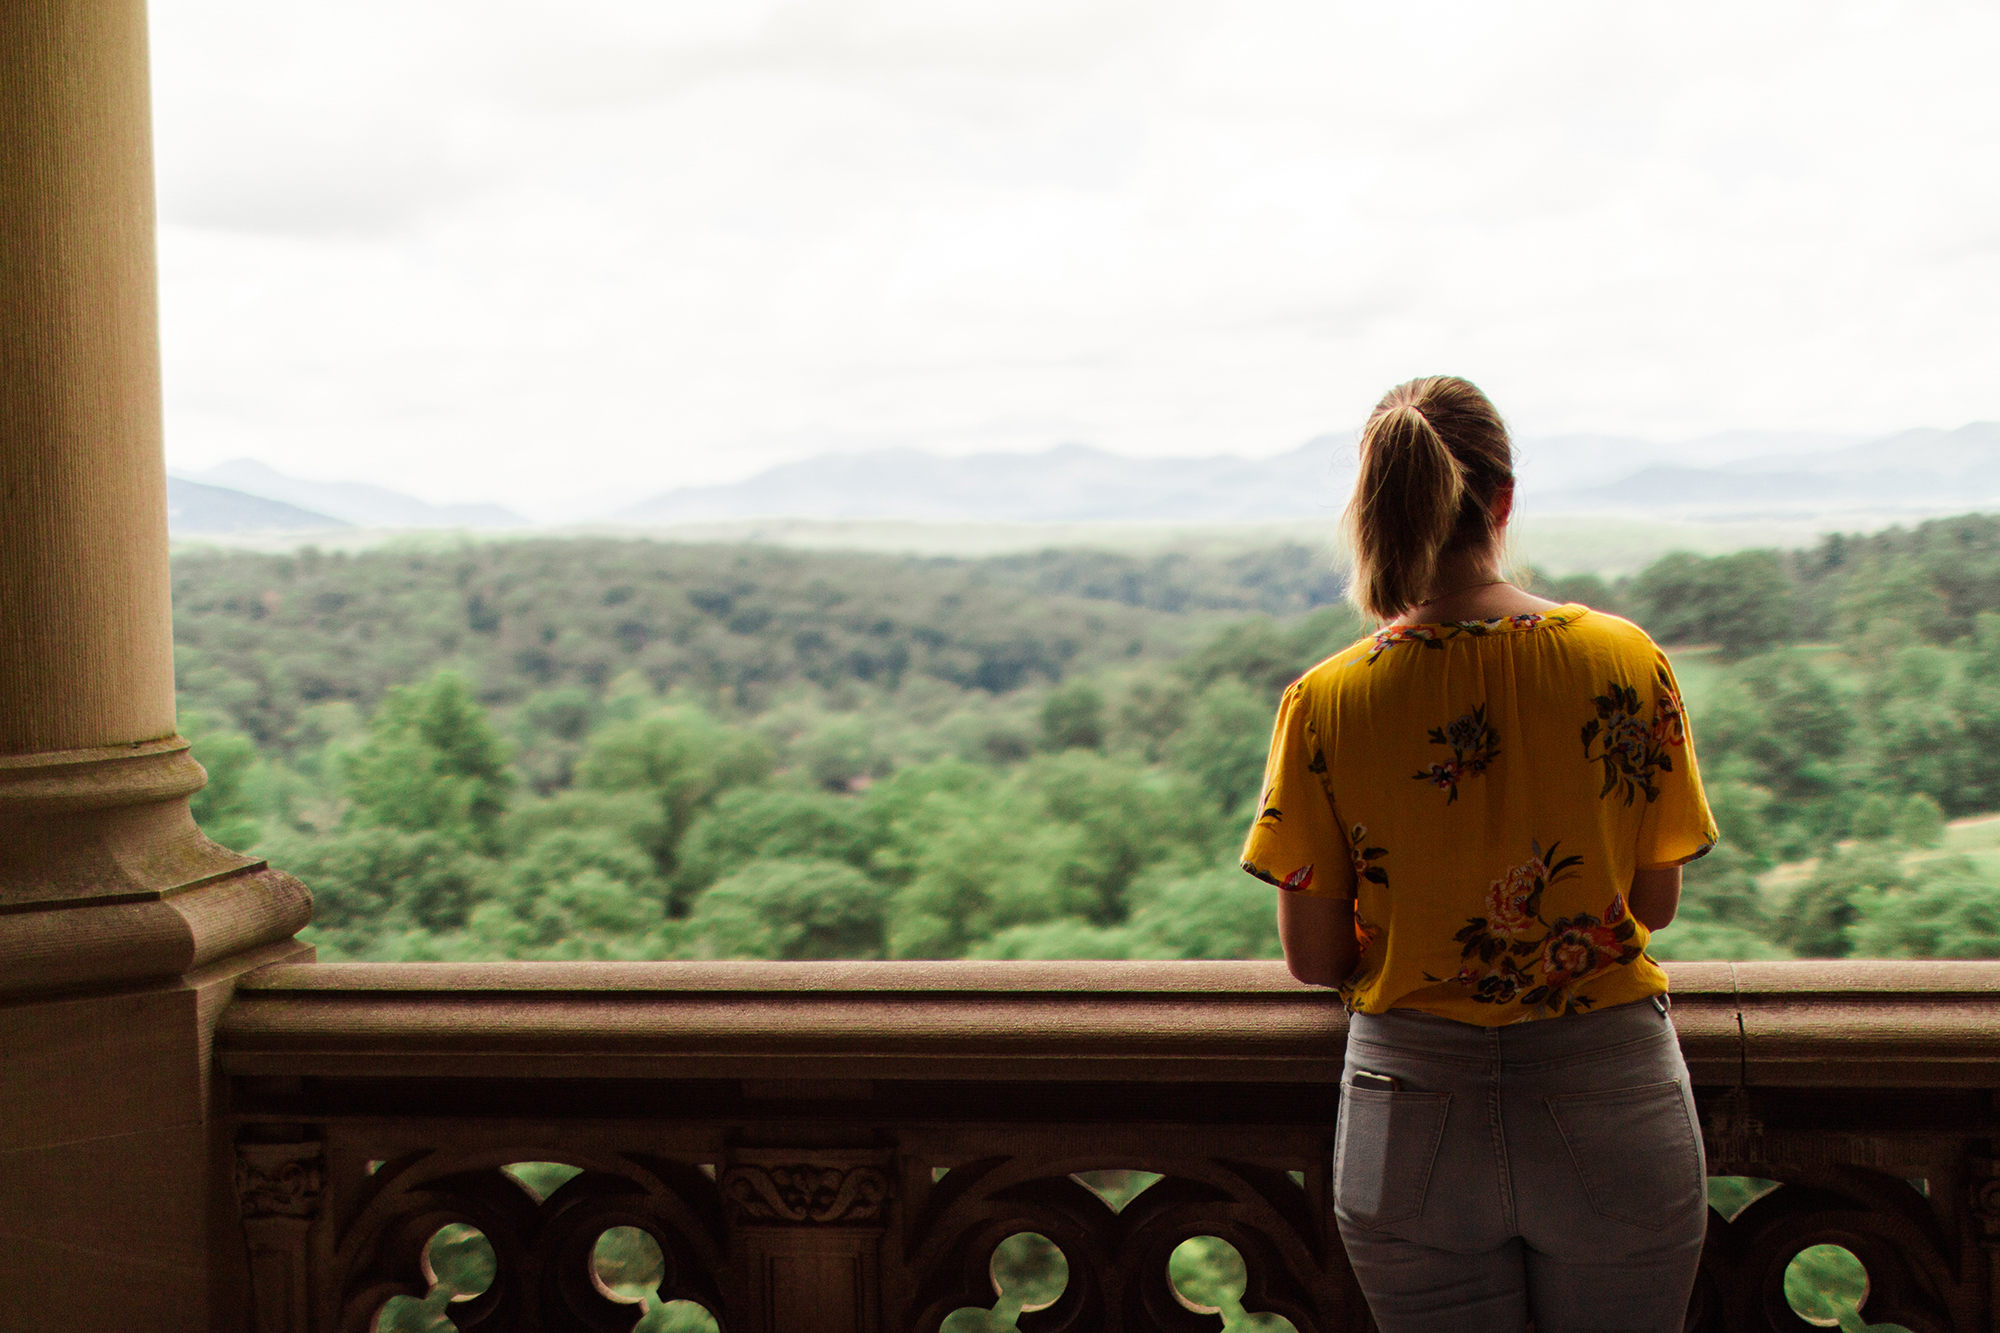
[0,0,176,754]
[0,4,313,1329]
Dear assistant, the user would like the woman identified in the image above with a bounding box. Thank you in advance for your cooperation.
[1241,376,1717,1332]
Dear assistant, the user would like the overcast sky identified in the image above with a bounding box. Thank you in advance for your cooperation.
[149,0,2000,520]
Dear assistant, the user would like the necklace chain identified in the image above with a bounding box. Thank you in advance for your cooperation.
[1417,577,1511,608]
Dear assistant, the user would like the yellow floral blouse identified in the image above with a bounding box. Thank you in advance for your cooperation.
[1241,605,1716,1025]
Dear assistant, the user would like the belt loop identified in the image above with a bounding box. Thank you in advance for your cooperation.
[1653,994,1670,1016]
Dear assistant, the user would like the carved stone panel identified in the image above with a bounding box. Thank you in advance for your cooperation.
[724,1150,895,1333]
[1971,1155,2000,1243]
[239,1141,327,1220]
[236,1139,326,1333]
[721,1163,891,1226]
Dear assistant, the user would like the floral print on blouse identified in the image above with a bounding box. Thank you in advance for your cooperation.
[1241,605,1716,1025]
[1413,705,1501,804]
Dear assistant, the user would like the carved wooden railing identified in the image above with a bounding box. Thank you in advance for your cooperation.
[215,959,2000,1332]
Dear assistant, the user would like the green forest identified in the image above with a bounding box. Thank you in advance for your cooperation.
[171,513,2000,968]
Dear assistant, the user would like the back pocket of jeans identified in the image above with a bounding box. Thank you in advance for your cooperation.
[1545,1080,1703,1231]
[1334,1082,1451,1229]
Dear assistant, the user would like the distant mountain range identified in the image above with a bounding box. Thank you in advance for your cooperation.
[614,423,2000,526]
[173,459,527,533]
[166,422,2000,538]
[167,476,348,534]
[1529,423,2000,517]
[613,438,1355,525]
[1507,429,1865,494]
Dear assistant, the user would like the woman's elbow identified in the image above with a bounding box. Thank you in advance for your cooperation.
[1633,902,1677,931]
[1277,892,1358,987]
[1629,866,1682,932]
[1286,955,1346,988]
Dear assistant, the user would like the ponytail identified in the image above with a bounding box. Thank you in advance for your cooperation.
[1343,377,1513,621]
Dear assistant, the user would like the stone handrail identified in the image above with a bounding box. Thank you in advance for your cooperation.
[217,959,2000,1332]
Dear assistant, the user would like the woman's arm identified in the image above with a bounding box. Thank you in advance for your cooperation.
[1278,892,1360,988]
[1630,865,1682,931]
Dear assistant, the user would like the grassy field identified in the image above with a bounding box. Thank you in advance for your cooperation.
[1745,808,2000,927]
[1907,813,2000,880]
[1661,644,1728,710]
[1664,642,1860,712]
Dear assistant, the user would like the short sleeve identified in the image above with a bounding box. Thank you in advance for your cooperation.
[1635,650,1719,868]
[1240,682,1354,898]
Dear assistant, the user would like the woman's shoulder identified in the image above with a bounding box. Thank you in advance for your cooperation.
[1291,633,1381,692]
[1553,606,1669,659]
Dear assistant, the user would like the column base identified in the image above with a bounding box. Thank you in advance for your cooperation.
[0,737,312,998]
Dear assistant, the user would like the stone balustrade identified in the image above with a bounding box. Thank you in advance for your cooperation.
[213,958,2000,1332]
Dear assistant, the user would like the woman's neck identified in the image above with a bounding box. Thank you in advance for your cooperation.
[1385,547,1562,627]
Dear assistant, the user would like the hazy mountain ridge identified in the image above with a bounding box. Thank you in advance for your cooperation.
[1509,429,1864,493]
[188,459,528,529]
[167,477,349,534]
[1533,422,2000,516]
[167,422,2000,537]
[613,438,1356,525]
[618,424,1996,525]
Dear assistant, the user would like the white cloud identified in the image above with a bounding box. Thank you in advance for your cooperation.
[149,0,2000,519]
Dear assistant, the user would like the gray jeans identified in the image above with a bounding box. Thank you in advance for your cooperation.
[1335,998,1708,1333]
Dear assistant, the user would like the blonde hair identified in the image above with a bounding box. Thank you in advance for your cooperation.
[1343,376,1514,620]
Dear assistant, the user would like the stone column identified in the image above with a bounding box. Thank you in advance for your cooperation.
[0,1,313,1328]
